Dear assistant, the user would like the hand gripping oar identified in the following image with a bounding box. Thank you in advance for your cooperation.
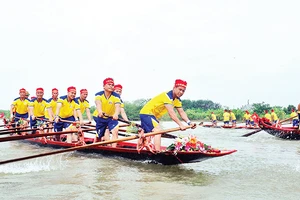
[0,126,191,165]
[0,128,95,143]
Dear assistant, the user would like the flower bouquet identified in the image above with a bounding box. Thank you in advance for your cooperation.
[166,134,220,153]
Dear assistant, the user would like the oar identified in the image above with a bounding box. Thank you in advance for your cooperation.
[279,116,296,124]
[0,127,54,136]
[116,118,177,139]
[241,129,262,137]
[0,126,191,165]
[118,128,177,139]
[0,128,96,143]
[0,126,29,132]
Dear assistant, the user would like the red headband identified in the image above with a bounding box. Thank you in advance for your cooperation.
[67,86,76,92]
[36,87,44,92]
[80,89,88,94]
[114,84,123,90]
[19,88,26,93]
[103,77,114,86]
[174,79,187,88]
[52,88,58,92]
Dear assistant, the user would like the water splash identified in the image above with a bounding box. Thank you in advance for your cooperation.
[0,154,70,174]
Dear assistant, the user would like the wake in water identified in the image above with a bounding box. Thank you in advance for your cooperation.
[0,153,71,174]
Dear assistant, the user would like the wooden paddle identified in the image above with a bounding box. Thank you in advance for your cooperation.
[241,129,262,137]
[118,128,177,139]
[115,117,177,139]
[0,126,191,165]
[0,127,55,135]
[0,128,95,143]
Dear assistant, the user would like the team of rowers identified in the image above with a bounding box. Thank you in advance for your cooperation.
[7,78,197,152]
[210,108,299,128]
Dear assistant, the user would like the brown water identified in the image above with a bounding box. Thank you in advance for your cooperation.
[1,122,300,200]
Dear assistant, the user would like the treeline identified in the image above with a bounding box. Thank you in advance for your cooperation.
[1,100,296,122]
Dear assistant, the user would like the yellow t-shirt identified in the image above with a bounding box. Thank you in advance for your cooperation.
[57,95,80,118]
[271,112,278,121]
[140,90,182,119]
[244,113,251,120]
[230,112,236,120]
[44,98,58,119]
[223,112,230,121]
[265,113,272,121]
[75,97,90,114]
[211,113,217,120]
[290,111,297,120]
[12,98,30,114]
[29,98,48,117]
[93,91,121,117]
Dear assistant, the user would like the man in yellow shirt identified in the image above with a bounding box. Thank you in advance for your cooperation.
[223,109,230,126]
[243,110,251,127]
[271,109,278,124]
[28,88,48,131]
[229,110,236,127]
[75,89,92,123]
[290,109,298,128]
[114,84,129,121]
[10,88,30,127]
[211,112,217,126]
[93,78,121,147]
[264,110,272,122]
[54,86,84,143]
[139,79,197,151]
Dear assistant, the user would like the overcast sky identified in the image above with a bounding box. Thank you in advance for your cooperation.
[0,1,299,110]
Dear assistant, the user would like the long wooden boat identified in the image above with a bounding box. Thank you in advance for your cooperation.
[200,124,260,130]
[259,118,300,140]
[19,136,237,165]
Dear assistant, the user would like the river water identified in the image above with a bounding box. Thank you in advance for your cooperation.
[0,121,299,200]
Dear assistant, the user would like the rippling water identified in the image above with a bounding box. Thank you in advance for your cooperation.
[1,122,300,200]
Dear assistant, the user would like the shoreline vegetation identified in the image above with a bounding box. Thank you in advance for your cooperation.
[1,99,296,122]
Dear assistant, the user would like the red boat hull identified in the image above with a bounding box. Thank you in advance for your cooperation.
[21,137,237,165]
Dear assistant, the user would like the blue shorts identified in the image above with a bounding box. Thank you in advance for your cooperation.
[293,119,299,127]
[224,121,229,125]
[250,121,255,125]
[140,114,159,133]
[93,116,118,138]
[54,116,75,132]
[245,120,250,125]
[30,116,45,129]
[232,120,236,123]
[15,112,29,124]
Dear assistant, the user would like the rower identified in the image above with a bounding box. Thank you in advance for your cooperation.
[271,109,278,124]
[54,86,84,143]
[223,109,230,127]
[10,88,30,129]
[229,110,236,127]
[290,108,299,128]
[28,88,48,133]
[92,78,121,147]
[74,89,92,124]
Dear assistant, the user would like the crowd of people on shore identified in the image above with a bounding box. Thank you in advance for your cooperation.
[7,78,197,152]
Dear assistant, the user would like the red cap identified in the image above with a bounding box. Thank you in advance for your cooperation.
[245,110,249,114]
[67,86,76,92]
[271,109,274,112]
[114,84,123,90]
[19,88,26,93]
[80,89,88,94]
[103,77,114,86]
[174,79,187,88]
[52,88,58,92]
[36,87,44,92]
[265,110,268,113]
[292,109,295,112]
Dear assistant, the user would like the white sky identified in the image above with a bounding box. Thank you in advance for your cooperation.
[0,1,299,110]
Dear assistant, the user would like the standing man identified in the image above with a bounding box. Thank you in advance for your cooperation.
[93,78,121,147]
[54,86,84,143]
[45,88,59,122]
[75,89,92,123]
[223,109,230,127]
[10,88,30,127]
[271,109,278,124]
[264,110,272,122]
[28,87,48,130]
[114,84,129,121]
[211,112,217,126]
[290,108,299,128]
[229,110,236,127]
[139,79,197,152]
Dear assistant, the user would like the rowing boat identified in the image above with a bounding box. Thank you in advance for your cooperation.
[200,124,260,129]
[18,135,237,165]
[259,118,300,140]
